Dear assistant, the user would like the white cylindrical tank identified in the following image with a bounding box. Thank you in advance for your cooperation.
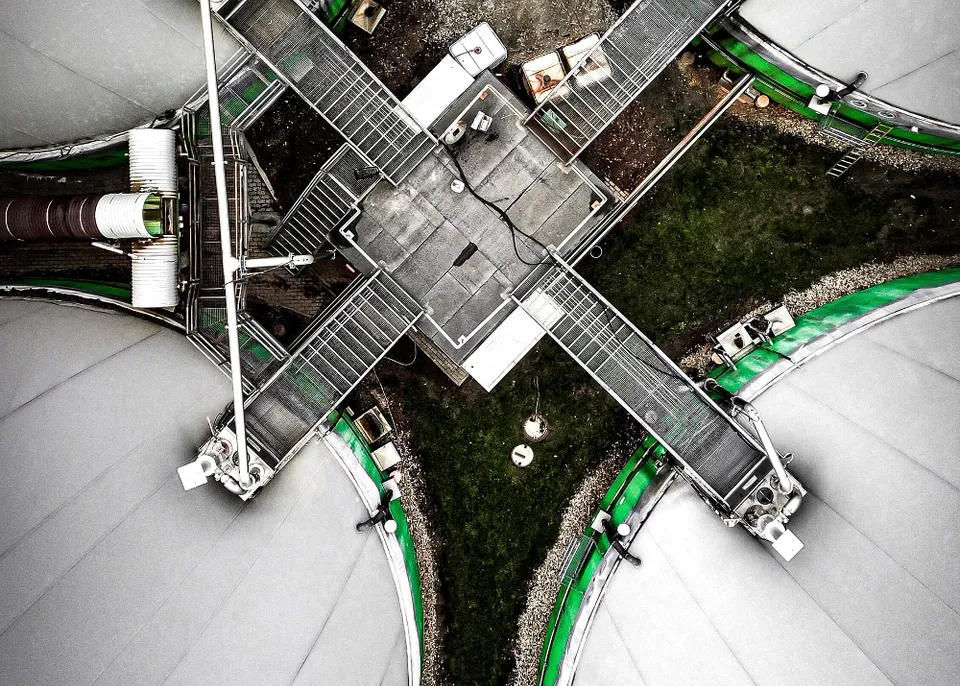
[94,192,162,239]
[128,129,177,198]
[131,235,179,308]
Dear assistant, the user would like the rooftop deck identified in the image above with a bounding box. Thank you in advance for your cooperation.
[341,73,611,364]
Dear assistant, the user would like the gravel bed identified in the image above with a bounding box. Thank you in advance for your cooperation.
[364,382,445,686]
[507,430,642,686]
[726,99,960,174]
[680,253,960,375]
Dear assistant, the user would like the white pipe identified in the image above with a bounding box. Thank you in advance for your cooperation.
[244,254,315,269]
[199,0,251,490]
[733,398,792,495]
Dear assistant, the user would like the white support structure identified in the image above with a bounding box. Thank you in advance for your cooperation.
[199,0,253,489]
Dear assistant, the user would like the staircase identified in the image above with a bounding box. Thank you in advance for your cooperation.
[513,257,768,505]
[525,0,731,164]
[220,0,436,184]
[826,121,894,178]
[267,145,377,261]
[241,270,422,464]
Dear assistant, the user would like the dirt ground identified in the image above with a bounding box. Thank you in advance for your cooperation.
[581,54,722,189]
[341,0,617,97]
[244,95,345,213]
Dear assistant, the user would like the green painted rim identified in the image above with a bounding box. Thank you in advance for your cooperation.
[537,438,663,686]
[333,414,425,655]
[707,33,960,155]
[711,268,960,394]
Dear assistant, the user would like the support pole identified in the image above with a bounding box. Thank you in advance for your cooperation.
[199,0,251,489]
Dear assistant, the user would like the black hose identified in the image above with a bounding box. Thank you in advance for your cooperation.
[441,143,554,267]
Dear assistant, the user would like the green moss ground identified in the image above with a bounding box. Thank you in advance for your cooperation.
[392,119,960,685]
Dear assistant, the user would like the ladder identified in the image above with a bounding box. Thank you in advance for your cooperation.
[826,121,894,178]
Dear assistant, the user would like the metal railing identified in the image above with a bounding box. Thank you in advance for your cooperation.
[182,54,291,383]
[513,256,767,505]
[220,0,437,184]
[267,144,377,260]
[526,0,730,164]
[239,270,423,464]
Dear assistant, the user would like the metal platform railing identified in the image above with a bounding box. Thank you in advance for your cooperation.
[220,0,437,184]
[267,144,377,260]
[182,55,290,384]
[525,0,730,164]
[513,256,767,505]
[239,270,422,464]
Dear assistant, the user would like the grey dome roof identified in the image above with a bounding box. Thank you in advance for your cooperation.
[575,292,960,685]
[738,0,960,125]
[0,0,238,149]
[0,300,408,685]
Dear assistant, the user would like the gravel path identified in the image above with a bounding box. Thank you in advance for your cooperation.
[507,429,643,686]
[680,253,960,374]
[726,97,960,174]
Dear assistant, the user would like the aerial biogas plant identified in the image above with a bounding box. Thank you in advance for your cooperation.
[0,0,958,684]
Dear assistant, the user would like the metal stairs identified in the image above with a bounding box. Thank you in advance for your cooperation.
[240,270,422,464]
[525,0,731,164]
[267,145,377,261]
[182,54,291,387]
[826,121,894,178]
[220,0,437,185]
[513,256,769,506]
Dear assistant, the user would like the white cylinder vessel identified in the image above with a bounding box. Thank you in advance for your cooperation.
[131,235,179,308]
[128,129,177,198]
[94,192,160,239]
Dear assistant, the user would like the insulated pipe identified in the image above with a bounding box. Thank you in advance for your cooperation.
[199,0,251,490]
[128,129,177,198]
[732,397,793,495]
[0,193,162,241]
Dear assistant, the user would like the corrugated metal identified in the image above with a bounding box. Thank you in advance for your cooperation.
[0,193,161,241]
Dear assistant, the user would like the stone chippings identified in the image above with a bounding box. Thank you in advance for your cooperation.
[727,98,960,174]
[508,430,642,686]
[680,253,960,374]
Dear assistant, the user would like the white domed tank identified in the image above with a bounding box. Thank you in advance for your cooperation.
[0,299,414,685]
[567,275,960,686]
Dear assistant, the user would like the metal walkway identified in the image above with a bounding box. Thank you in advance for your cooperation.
[220,0,437,184]
[182,52,290,387]
[267,144,377,260]
[514,257,768,506]
[525,0,730,164]
[241,270,423,464]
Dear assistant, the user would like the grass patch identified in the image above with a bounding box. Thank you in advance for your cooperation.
[394,345,630,684]
[582,120,960,349]
[395,119,960,686]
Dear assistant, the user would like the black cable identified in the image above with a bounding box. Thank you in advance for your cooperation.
[384,337,418,367]
[761,344,794,364]
[442,143,554,267]
[444,144,686,384]
[598,303,688,382]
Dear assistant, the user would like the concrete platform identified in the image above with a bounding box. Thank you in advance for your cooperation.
[343,73,609,364]
[0,0,239,149]
[738,0,960,125]
[0,299,408,685]
[574,292,960,685]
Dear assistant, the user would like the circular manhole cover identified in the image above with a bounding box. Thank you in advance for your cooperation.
[511,444,534,468]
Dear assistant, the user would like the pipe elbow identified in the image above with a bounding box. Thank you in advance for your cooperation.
[783,491,803,518]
